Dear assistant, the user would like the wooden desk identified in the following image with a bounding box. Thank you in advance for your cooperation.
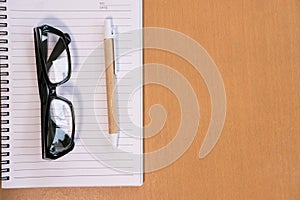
[1,0,299,199]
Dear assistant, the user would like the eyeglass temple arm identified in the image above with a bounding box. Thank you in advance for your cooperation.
[47,33,71,70]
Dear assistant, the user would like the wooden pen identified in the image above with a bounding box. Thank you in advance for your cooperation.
[104,18,119,147]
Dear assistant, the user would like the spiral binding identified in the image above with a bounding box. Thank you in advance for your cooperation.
[0,0,10,181]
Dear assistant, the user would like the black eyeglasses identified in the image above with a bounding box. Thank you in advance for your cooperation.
[33,24,75,159]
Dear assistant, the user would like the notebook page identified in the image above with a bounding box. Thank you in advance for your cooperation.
[3,0,143,188]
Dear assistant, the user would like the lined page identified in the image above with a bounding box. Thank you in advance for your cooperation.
[3,0,143,188]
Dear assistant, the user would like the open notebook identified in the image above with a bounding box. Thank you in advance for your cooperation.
[0,0,143,188]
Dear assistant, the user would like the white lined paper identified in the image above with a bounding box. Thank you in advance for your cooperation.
[2,0,143,188]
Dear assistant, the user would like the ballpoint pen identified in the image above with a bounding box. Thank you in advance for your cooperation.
[104,18,119,147]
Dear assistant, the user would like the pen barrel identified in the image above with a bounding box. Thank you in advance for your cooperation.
[104,38,118,134]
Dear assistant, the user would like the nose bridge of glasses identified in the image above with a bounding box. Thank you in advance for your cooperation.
[49,86,57,96]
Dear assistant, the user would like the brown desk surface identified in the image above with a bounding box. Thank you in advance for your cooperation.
[1,0,299,199]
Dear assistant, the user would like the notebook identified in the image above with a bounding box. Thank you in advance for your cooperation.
[0,0,143,188]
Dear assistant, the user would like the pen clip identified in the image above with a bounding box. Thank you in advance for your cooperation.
[112,28,117,75]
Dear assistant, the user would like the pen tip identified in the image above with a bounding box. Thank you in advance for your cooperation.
[110,133,119,148]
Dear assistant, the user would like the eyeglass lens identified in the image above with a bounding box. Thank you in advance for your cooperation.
[45,32,69,84]
[48,99,73,154]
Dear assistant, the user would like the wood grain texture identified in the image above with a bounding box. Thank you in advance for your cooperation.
[104,38,118,134]
[1,0,299,199]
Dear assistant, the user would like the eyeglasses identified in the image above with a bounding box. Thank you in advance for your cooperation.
[34,24,75,159]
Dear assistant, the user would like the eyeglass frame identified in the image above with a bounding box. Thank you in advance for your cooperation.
[33,24,75,160]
